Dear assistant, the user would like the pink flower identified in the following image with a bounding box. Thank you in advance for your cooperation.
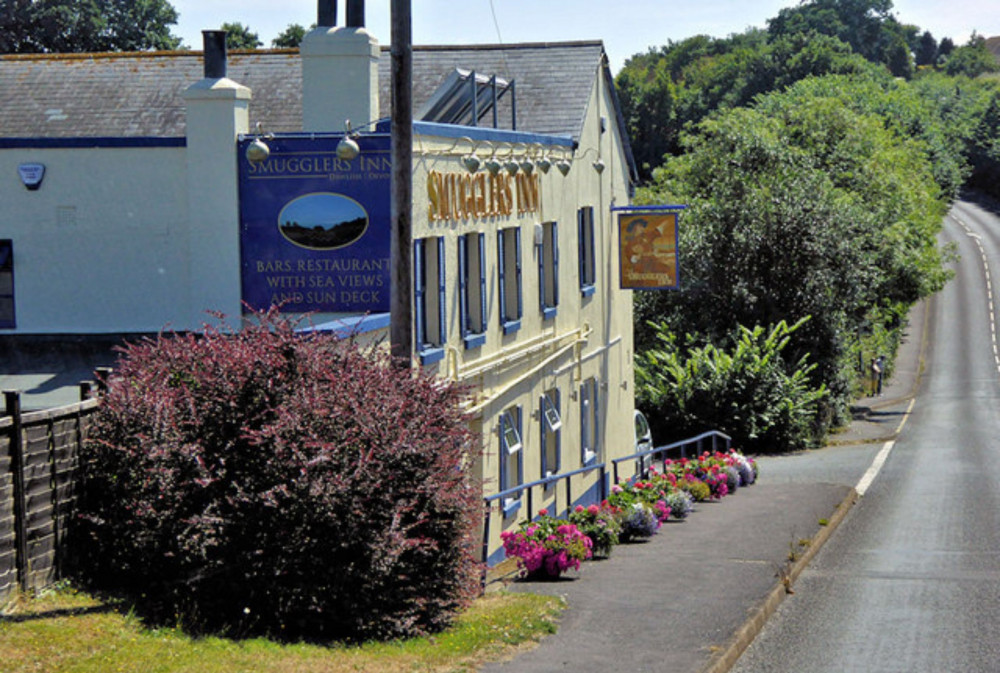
[587,504,600,515]
[575,504,585,513]
[539,508,549,516]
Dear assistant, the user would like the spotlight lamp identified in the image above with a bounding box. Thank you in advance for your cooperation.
[485,156,503,176]
[245,122,273,164]
[593,158,606,174]
[462,154,482,173]
[519,157,535,175]
[536,155,552,174]
[556,159,572,176]
[336,120,361,161]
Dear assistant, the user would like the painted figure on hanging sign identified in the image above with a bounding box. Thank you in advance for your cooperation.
[618,211,679,290]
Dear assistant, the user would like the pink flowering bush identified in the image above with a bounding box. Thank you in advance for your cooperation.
[501,509,593,577]
[568,503,622,557]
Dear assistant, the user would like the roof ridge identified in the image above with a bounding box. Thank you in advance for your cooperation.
[382,40,604,53]
[0,48,298,62]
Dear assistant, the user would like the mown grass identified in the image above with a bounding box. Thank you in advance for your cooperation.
[0,584,563,673]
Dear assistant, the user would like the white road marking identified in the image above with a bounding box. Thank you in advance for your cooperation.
[855,399,915,496]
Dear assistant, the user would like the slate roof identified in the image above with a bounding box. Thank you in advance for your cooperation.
[0,41,609,144]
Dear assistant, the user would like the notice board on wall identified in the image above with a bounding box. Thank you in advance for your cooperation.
[238,134,391,314]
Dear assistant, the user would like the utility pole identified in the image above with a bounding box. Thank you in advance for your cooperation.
[390,0,413,367]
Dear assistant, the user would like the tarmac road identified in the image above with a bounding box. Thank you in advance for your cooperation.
[732,197,1000,672]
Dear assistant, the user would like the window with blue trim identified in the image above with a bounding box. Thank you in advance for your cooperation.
[499,407,523,514]
[0,240,14,329]
[539,221,559,319]
[458,232,487,349]
[541,389,561,480]
[578,206,596,297]
[580,378,600,465]
[414,237,446,364]
[497,227,522,334]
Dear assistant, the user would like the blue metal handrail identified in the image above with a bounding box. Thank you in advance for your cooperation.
[610,430,732,485]
[481,462,606,571]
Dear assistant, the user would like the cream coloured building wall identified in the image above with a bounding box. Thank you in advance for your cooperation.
[410,68,636,563]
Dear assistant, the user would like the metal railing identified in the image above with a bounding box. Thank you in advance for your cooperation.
[481,462,606,568]
[610,430,732,486]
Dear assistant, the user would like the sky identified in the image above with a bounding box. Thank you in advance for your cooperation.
[168,0,1000,73]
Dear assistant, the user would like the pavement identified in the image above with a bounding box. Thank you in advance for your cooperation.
[481,299,927,673]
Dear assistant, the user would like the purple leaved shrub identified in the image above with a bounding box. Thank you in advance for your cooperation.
[74,310,480,641]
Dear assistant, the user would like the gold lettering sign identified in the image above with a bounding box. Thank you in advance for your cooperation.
[427,170,541,222]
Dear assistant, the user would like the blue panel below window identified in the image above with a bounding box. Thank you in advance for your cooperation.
[542,306,558,320]
[581,284,596,298]
[502,319,522,335]
[419,346,445,365]
[464,332,486,349]
[502,498,522,518]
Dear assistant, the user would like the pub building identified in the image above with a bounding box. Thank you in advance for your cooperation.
[0,0,642,564]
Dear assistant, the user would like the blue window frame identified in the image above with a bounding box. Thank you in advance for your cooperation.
[580,378,600,466]
[539,222,559,319]
[499,407,523,515]
[0,240,14,329]
[497,227,522,334]
[578,206,596,297]
[540,389,562,480]
[458,232,487,349]
[414,236,446,365]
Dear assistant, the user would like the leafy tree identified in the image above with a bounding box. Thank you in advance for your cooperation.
[221,21,261,50]
[943,33,1000,78]
[0,0,181,52]
[915,30,938,66]
[767,0,898,66]
[938,36,955,60]
[636,319,827,453]
[272,22,308,48]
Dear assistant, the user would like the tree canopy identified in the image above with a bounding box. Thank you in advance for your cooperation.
[220,21,261,50]
[272,23,308,49]
[0,0,181,53]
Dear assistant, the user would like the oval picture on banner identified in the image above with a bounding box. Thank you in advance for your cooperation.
[277,193,369,250]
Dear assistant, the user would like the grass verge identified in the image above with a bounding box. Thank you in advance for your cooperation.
[0,583,563,673]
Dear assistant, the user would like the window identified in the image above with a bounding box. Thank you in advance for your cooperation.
[580,378,600,465]
[539,222,559,319]
[458,232,487,349]
[414,237,446,364]
[497,227,522,334]
[0,241,13,328]
[578,206,596,297]
[541,389,562,480]
[499,407,523,514]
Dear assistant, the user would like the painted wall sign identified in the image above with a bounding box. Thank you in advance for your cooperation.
[617,208,682,290]
[17,163,45,190]
[238,135,391,314]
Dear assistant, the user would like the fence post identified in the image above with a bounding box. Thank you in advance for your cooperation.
[5,390,28,593]
[94,367,113,396]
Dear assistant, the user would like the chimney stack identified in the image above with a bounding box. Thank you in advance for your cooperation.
[202,30,227,79]
[347,0,365,27]
[317,0,337,27]
[301,0,380,133]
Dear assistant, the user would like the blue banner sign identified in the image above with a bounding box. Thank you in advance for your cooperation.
[238,134,391,314]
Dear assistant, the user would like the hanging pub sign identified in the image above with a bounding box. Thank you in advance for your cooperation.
[614,205,684,290]
[238,134,391,314]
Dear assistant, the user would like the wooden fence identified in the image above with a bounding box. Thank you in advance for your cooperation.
[0,385,102,605]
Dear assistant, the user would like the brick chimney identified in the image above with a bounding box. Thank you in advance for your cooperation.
[300,0,380,133]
